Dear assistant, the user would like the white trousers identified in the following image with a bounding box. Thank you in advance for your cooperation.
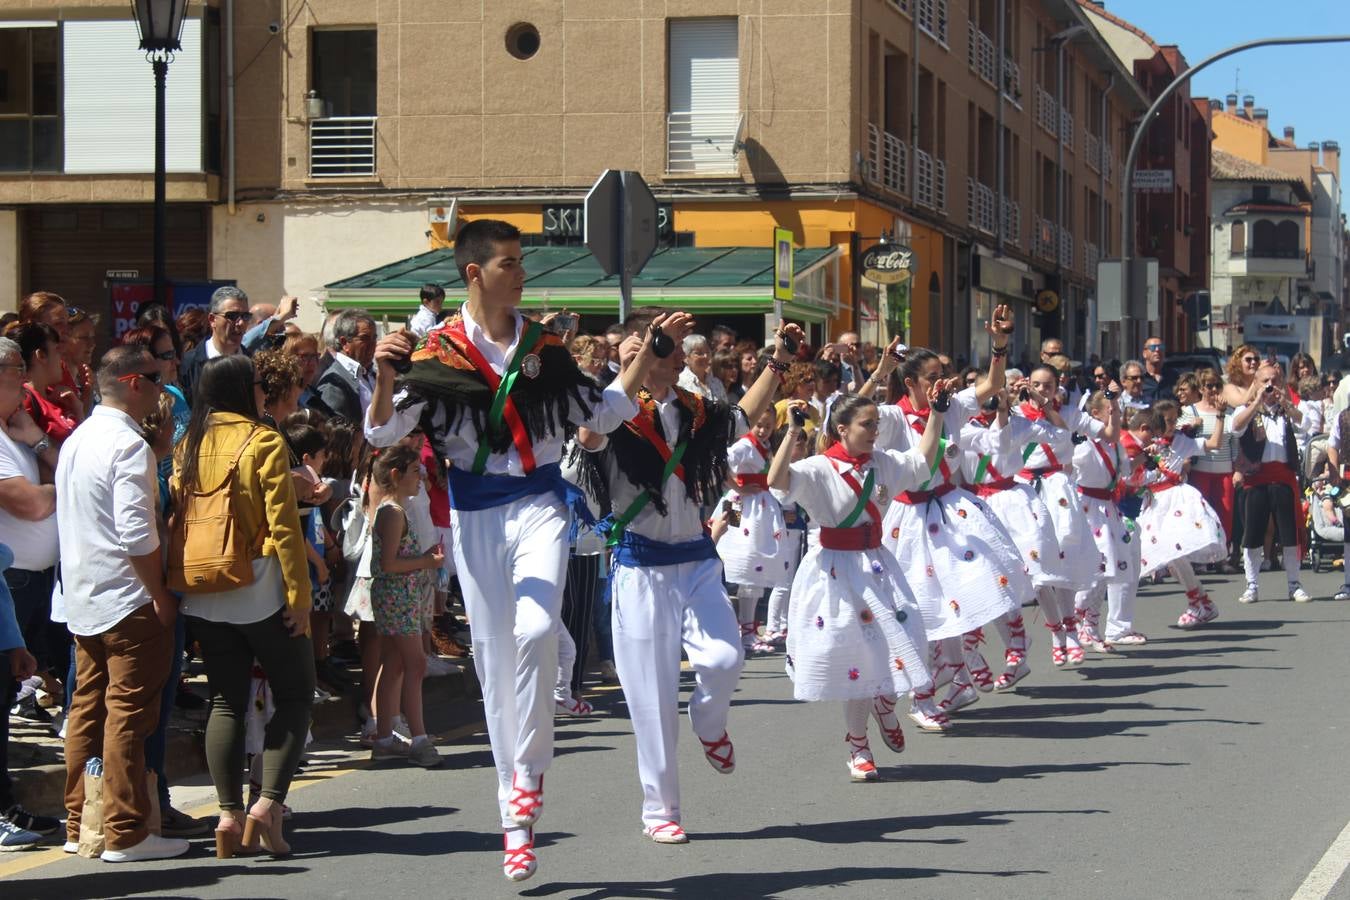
[555,618,577,702]
[451,497,568,830]
[611,555,744,828]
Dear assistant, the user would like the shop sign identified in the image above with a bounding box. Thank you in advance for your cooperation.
[1132,169,1173,193]
[544,203,673,238]
[860,242,915,285]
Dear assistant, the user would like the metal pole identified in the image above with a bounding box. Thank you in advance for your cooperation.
[153,56,168,310]
[1120,35,1350,348]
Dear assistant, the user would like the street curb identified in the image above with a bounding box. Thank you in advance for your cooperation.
[12,664,480,814]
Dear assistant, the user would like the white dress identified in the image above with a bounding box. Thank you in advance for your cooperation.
[1135,432,1228,577]
[716,435,787,587]
[1011,405,1101,589]
[1072,438,1141,584]
[959,415,1067,588]
[782,450,934,702]
[771,488,806,588]
[877,393,1028,641]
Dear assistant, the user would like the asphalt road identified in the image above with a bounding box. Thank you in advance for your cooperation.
[5,565,1350,900]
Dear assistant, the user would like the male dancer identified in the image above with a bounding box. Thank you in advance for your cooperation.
[367,219,683,881]
[572,311,804,844]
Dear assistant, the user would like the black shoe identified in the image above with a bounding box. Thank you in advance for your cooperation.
[315,658,353,691]
[4,804,60,836]
[9,696,52,724]
[158,805,210,837]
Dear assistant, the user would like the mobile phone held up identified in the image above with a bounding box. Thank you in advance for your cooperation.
[545,312,578,337]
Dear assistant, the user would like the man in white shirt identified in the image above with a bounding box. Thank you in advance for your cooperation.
[56,346,188,863]
[309,310,376,424]
[409,283,446,338]
[367,219,670,882]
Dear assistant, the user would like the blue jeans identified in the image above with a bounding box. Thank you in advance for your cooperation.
[143,615,186,808]
[3,567,58,670]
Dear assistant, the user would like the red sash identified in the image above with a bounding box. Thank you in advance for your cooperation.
[1079,486,1115,501]
[441,323,539,473]
[895,483,959,505]
[819,526,882,551]
[735,473,769,489]
[974,476,1017,497]
[627,399,686,484]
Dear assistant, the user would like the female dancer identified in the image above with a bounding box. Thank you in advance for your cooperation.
[717,408,788,652]
[1012,365,1112,667]
[767,394,939,781]
[861,308,1031,730]
[959,386,1066,685]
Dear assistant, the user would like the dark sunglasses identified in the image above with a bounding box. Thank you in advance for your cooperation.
[1144,343,1164,351]
[216,310,249,324]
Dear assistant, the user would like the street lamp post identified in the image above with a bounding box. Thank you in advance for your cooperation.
[131,0,190,311]
[1118,34,1350,348]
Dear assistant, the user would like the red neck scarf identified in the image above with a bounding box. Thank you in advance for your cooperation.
[897,394,929,424]
[1019,401,1046,421]
[1120,430,1148,459]
[969,412,995,428]
[823,441,871,469]
[741,432,770,460]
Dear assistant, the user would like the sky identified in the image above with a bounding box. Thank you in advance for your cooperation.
[1105,0,1347,210]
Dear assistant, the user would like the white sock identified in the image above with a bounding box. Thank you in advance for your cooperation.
[845,697,871,735]
[1283,547,1301,588]
[1170,561,1202,595]
[1242,547,1262,588]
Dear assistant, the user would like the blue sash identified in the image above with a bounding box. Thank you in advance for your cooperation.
[445,462,595,534]
[608,530,718,568]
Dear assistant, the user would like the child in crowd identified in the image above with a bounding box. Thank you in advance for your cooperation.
[283,420,335,684]
[366,444,446,767]
[767,394,941,782]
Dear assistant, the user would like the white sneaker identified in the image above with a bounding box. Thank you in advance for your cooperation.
[371,736,408,760]
[407,736,443,768]
[1334,586,1350,602]
[1238,586,1259,604]
[393,715,412,743]
[100,833,189,863]
[62,840,78,854]
[1290,585,1313,603]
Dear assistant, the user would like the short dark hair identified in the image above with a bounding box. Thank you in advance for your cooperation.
[283,421,328,460]
[96,345,154,396]
[813,360,842,383]
[333,309,375,345]
[454,219,522,282]
[8,322,59,367]
[709,324,736,342]
[1128,408,1164,432]
[420,283,445,305]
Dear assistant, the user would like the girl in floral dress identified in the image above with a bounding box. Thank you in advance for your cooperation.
[768,394,940,782]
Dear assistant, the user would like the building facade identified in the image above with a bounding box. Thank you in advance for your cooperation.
[2,0,1186,361]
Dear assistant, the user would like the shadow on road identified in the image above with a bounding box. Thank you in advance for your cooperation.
[9,862,307,900]
[519,862,1048,899]
[892,759,1185,784]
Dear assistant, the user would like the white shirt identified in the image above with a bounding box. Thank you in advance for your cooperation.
[677,366,727,403]
[409,305,439,339]
[0,427,57,571]
[205,334,239,359]
[366,305,638,474]
[781,449,929,527]
[600,392,706,544]
[333,351,374,411]
[1230,403,1296,464]
[54,406,160,636]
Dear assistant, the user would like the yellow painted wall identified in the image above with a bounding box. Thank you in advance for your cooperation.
[1212,113,1268,165]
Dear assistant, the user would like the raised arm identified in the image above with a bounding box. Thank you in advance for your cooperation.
[915,382,946,470]
[858,336,905,400]
[974,304,1014,403]
[768,400,807,492]
[738,324,805,428]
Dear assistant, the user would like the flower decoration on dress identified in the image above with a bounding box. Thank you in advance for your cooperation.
[1174,510,1183,517]
[895,609,908,623]
[742,528,750,536]
[860,608,874,624]
[948,599,961,614]
[894,658,905,671]
[1118,561,1128,570]
[925,565,936,577]
[754,564,763,572]
[928,523,940,535]
[1058,498,1069,507]
[1122,533,1131,543]
[830,566,837,579]
[891,527,901,539]
[870,561,883,574]
[815,616,825,629]
[847,667,860,681]
[1029,549,1040,561]
[962,550,975,561]
[997,575,1009,587]
[956,509,968,519]
[1098,562,1107,573]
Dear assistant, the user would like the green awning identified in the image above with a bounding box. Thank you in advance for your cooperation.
[322,245,840,322]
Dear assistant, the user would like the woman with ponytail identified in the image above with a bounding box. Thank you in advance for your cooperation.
[859,307,1031,732]
[766,393,940,782]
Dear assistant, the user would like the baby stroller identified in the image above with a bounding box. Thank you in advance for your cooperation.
[1307,480,1345,573]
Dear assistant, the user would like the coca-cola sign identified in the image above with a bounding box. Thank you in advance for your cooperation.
[860,243,915,285]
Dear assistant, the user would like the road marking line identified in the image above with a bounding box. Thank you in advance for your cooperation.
[0,718,486,880]
[1292,818,1350,900]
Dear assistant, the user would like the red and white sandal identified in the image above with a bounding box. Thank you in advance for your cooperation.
[699,731,736,774]
[644,820,689,844]
[507,773,543,826]
[963,629,995,692]
[845,732,879,782]
[555,696,594,717]
[502,829,537,882]
[870,695,906,754]
[907,691,951,732]
[993,651,1029,691]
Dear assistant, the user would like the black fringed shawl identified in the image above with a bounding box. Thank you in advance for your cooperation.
[572,387,735,517]
[394,315,594,454]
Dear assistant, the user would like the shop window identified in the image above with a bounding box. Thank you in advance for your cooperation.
[0,25,62,173]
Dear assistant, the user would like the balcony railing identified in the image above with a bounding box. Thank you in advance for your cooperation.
[1059,227,1074,269]
[914,148,946,212]
[1002,197,1021,246]
[916,0,949,46]
[1085,132,1101,173]
[1033,216,1073,269]
[866,122,909,197]
[309,116,377,178]
[1003,57,1022,105]
[666,111,741,174]
[1085,241,1100,273]
[1034,86,1074,147]
[1061,108,1074,153]
[1247,246,1304,259]
[968,177,996,233]
[968,22,996,85]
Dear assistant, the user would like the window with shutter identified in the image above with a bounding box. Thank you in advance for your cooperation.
[667,18,740,175]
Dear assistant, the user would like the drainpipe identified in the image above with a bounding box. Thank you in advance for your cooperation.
[995,0,1006,255]
[1055,37,1066,279]
[225,0,236,215]
[910,10,920,199]
[1091,73,1113,358]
